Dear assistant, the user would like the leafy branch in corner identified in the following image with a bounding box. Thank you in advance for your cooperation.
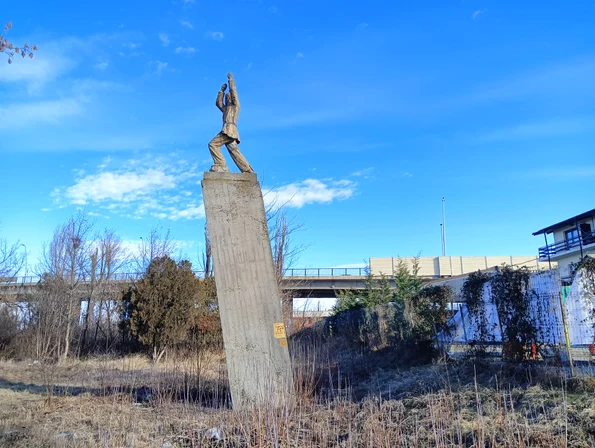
[1,22,37,64]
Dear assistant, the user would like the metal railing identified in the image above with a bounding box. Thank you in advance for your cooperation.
[284,267,367,277]
[538,230,595,259]
[0,268,368,286]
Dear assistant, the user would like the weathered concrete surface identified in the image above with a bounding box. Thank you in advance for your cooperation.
[201,172,293,409]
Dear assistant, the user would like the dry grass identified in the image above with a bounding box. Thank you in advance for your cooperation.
[2,354,595,447]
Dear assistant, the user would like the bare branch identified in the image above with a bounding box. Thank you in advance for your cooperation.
[1,21,37,64]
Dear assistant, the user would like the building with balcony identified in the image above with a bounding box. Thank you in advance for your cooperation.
[533,208,595,280]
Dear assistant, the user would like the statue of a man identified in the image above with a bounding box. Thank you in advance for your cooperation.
[208,72,254,173]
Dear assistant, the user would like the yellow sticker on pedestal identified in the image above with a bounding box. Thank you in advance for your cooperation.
[279,338,288,347]
[274,322,286,339]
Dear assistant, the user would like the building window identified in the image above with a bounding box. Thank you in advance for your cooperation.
[565,228,579,244]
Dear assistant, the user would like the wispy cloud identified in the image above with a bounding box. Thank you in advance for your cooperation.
[351,167,374,178]
[94,59,109,70]
[356,23,369,30]
[472,9,487,19]
[0,98,83,129]
[206,31,224,41]
[51,155,204,220]
[182,0,195,3]
[123,42,141,50]
[474,116,595,143]
[264,179,355,209]
[469,57,595,104]
[180,20,194,29]
[292,52,304,64]
[513,166,595,180]
[149,60,170,76]
[0,37,78,93]
[175,46,196,55]
[268,6,278,13]
[158,33,170,47]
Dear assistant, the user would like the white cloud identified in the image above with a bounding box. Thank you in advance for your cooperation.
[292,52,305,65]
[63,169,177,204]
[180,20,194,29]
[0,98,83,129]
[356,23,369,30]
[149,60,169,76]
[402,171,413,177]
[0,38,78,92]
[206,31,225,41]
[94,59,109,70]
[52,155,204,221]
[158,33,170,47]
[269,6,278,13]
[175,46,196,55]
[351,167,374,177]
[472,9,487,19]
[168,204,205,220]
[475,116,595,143]
[183,0,195,3]
[123,42,141,49]
[264,179,355,209]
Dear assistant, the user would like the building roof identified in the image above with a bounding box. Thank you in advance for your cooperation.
[532,208,595,236]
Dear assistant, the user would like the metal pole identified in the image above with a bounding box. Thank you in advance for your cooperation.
[544,233,552,270]
[442,197,447,256]
[559,290,575,377]
[440,223,444,256]
[575,218,584,260]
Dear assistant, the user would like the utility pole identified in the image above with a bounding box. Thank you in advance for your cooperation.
[441,197,447,256]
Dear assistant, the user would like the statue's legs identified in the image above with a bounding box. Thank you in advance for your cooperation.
[208,133,230,172]
[226,141,254,173]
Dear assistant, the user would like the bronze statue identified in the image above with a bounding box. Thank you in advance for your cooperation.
[208,73,254,173]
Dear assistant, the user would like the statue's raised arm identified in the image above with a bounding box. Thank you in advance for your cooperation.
[227,72,240,107]
[216,83,226,112]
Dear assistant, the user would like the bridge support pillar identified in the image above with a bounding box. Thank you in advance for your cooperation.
[202,172,293,410]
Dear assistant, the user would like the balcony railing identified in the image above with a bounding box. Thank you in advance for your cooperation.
[538,230,595,259]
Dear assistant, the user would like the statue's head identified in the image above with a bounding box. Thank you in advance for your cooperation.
[225,92,232,105]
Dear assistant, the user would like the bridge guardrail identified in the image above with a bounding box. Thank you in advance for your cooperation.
[1,267,369,286]
[284,268,367,277]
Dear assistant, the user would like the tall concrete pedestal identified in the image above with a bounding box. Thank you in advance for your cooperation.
[201,172,293,410]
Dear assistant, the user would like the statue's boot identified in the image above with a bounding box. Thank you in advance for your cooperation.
[210,164,230,173]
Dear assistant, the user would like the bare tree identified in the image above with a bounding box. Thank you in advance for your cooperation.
[135,226,177,273]
[263,191,307,280]
[0,237,26,279]
[199,223,213,279]
[37,212,94,361]
[1,21,37,64]
[81,228,128,354]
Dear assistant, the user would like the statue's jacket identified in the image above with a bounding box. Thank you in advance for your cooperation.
[216,79,240,142]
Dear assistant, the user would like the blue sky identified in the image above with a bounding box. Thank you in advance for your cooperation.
[1,0,595,273]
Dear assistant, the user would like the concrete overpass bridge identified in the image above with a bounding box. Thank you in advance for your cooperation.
[0,268,387,301]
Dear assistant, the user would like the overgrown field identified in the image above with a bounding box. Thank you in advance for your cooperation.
[2,352,595,447]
